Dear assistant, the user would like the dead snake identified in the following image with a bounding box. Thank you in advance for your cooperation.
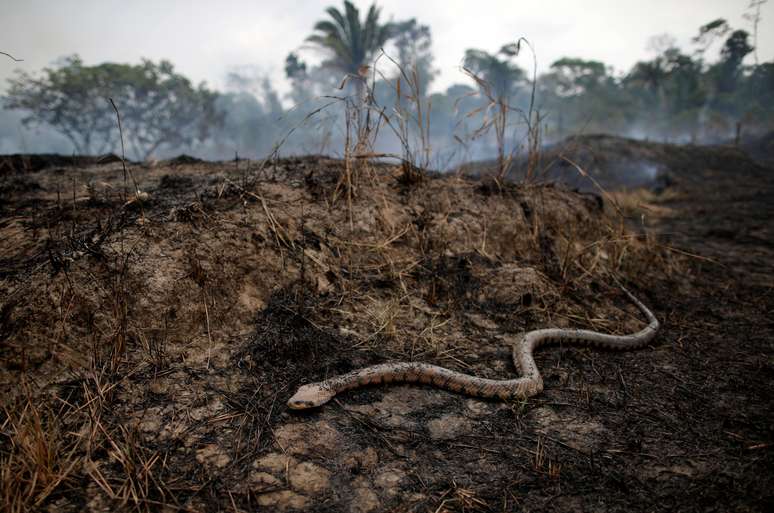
[288,286,659,409]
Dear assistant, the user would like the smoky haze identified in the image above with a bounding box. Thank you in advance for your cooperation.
[1,0,773,167]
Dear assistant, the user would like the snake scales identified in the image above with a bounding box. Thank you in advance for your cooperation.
[288,286,659,409]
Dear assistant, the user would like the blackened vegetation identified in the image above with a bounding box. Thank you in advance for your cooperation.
[743,130,774,168]
[537,233,562,281]
[418,254,482,309]
[164,154,205,166]
[158,173,195,190]
[0,139,772,512]
[0,174,42,196]
[233,285,364,411]
[465,133,772,193]
[243,286,355,375]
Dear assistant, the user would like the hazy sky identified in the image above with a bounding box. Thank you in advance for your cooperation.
[2,0,773,98]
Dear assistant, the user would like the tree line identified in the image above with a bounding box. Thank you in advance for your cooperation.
[2,1,772,163]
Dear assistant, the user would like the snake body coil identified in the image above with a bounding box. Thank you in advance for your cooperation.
[288,287,659,409]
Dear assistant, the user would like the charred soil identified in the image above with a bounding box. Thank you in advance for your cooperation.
[0,140,772,512]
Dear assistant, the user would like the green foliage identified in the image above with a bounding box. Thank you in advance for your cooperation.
[532,21,772,143]
[693,18,730,53]
[5,55,221,160]
[549,58,609,97]
[463,45,526,102]
[539,58,629,138]
[742,62,774,130]
[712,30,754,94]
[3,14,774,161]
[284,52,307,81]
[306,0,392,76]
[6,56,116,154]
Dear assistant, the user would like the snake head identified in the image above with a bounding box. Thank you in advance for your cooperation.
[287,384,335,410]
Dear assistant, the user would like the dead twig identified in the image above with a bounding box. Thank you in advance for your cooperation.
[0,51,23,61]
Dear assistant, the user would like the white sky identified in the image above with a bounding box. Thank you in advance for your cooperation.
[2,0,773,98]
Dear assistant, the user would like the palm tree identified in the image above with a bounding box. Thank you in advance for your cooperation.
[305,1,392,78]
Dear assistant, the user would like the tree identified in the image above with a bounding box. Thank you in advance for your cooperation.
[628,58,668,100]
[717,29,754,91]
[285,52,307,81]
[660,49,704,112]
[698,28,754,120]
[541,58,628,138]
[305,1,393,79]
[463,45,526,103]
[114,59,222,160]
[741,62,774,131]
[5,55,221,159]
[549,58,608,97]
[284,52,315,105]
[5,56,117,154]
[390,18,437,94]
[692,18,730,56]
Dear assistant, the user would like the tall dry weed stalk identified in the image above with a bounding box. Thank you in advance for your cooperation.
[377,51,433,183]
[460,38,543,183]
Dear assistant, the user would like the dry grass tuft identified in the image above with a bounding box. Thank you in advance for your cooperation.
[1,387,80,512]
[87,424,169,511]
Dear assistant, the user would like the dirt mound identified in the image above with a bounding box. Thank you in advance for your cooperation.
[529,134,670,190]
[0,151,770,512]
[164,154,205,166]
[0,153,124,174]
[743,130,774,166]
[461,134,769,193]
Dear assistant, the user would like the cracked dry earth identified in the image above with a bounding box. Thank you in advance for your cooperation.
[0,143,772,512]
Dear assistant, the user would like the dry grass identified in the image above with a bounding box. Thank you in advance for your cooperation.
[86,424,170,511]
[1,385,80,512]
[430,481,490,513]
[0,99,163,512]
[609,187,682,219]
[0,144,732,512]
[459,38,543,183]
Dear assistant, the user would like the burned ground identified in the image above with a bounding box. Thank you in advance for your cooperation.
[0,138,772,512]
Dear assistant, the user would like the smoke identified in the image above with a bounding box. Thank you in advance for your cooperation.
[636,161,660,181]
[0,104,73,154]
[1,48,770,179]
